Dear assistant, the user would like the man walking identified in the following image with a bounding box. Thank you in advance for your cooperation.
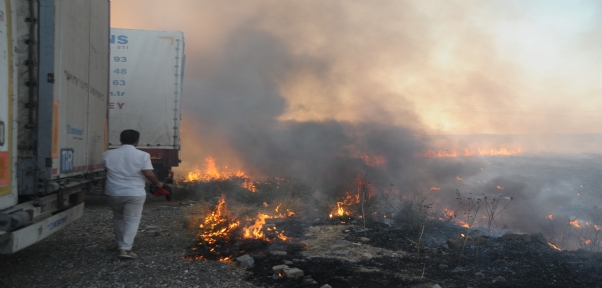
[102,129,165,258]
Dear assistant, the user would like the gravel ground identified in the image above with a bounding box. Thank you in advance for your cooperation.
[0,193,256,288]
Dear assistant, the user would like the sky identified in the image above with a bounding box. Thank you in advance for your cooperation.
[111,0,602,136]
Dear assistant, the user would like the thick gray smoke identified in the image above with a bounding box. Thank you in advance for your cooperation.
[186,27,431,192]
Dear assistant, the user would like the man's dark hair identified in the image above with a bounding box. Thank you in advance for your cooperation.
[120,129,140,145]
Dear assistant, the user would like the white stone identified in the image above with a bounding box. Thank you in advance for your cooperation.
[236,254,254,267]
[283,268,304,279]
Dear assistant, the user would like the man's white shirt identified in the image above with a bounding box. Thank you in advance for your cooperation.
[102,145,153,196]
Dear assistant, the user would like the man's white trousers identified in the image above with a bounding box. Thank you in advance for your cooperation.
[108,195,146,251]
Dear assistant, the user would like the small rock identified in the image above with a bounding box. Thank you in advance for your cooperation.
[438,264,448,270]
[333,250,350,257]
[236,255,254,267]
[432,284,442,288]
[145,231,159,237]
[475,272,484,278]
[145,226,160,230]
[320,285,332,288]
[272,265,289,274]
[284,260,293,265]
[493,276,506,283]
[270,251,287,256]
[359,237,370,242]
[361,253,373,260]
[283,268,304,279]
[304,233,313,237]
[303,276,318,284]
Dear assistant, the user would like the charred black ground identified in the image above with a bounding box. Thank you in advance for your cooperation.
[181,154,602,287]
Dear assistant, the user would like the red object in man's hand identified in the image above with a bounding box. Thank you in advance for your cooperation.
[153,186,170,197]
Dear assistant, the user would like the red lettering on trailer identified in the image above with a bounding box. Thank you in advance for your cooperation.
[109,103,125,109]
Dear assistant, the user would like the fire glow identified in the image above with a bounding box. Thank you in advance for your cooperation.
[421,147,522,158]
[185,156,258,192]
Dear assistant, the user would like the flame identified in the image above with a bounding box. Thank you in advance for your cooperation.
[197,195,240,246]
[442,207,455,219]
[570,219,581,228]
[286,209,295,217]
[595,224,601,231]
[329,191,361,218]
[548,242,562,251]
[277,231,288,241]
[243,213,269,239]
[360,154,387,167]
[456,176,463,181]
[580,238,592,245]
[456,219,470,228]
[430,187,441,191]
[496,185,504,190]
[547,214,553,220]
[185,157,258,192]
[275,204,282,213]
[421,147,522,158]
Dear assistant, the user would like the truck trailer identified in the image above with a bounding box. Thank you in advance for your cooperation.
[108,28,185,183]
[0,0,110,253]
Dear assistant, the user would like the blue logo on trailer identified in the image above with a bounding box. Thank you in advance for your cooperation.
[66,124,84,136]
[60,149,74,173]
[48,216,69,230]
[110,35,129,44]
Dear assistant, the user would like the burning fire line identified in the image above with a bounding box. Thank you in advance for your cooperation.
[185,156,258,192]
[421,147,522,158]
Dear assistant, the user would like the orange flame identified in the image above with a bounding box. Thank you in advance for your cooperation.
[197,195,240,246]
[360,154,387,167]
[496,185,504,190]
[456,219,470,228]
[185,157,258,192]
[570,219,581,228]
[456,176,463,181]
[548,242,562,251]
[243,213,269,239]
[430,187,441,191]
[329,191,360,218]
[547,214,553,220]
[421,147,522,158]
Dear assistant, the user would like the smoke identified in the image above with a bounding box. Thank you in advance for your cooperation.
[111,1,602,243]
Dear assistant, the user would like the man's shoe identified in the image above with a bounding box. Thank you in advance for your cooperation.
[118,250,137,259]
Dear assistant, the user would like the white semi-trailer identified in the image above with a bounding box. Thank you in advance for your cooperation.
[108,28,185,183]
[0,0,109,253]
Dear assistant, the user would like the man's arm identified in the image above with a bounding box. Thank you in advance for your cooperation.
[142,170,163,188]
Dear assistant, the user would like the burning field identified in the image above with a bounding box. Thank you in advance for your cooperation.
[174,153,602,287]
